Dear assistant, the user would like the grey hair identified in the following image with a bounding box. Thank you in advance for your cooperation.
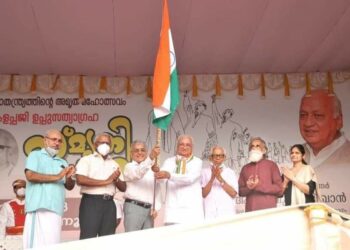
[303,89,342,118]
[131,140,147,151]
[210,145,227,156]
[177,134,194,147]
[94,133,112,143]
[249,137,268,154]
[331,94,342,118]
[44,129,62,138]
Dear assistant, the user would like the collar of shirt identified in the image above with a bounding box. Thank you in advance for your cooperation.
[40,148,59,159]
[306,133,347,168]
[131,158,147,166]
[176,154,194,163]
[14,198,25,205]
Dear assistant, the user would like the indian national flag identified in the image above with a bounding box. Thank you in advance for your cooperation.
[152,0,180,131]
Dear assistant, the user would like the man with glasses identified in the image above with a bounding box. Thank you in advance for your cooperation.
[123,140,160,232]
[201,146,238,220]
[155,135,204,225]
[238,137,283,212]
[23,129,75,249]
[75,133,126,239]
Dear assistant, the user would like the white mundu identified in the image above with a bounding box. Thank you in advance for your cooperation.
[23,210,62,249]
[161,155,204,224]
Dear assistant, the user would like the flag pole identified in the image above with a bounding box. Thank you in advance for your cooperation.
[152,127,162,224]
[151,0,180,224]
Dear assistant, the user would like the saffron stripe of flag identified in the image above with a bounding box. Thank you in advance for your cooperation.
[152,0,180,131]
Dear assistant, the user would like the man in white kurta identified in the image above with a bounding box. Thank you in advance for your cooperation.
[155,135,204,225]
[201,146,238,220]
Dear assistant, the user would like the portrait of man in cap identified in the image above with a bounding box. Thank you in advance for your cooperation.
[0,129,18,176]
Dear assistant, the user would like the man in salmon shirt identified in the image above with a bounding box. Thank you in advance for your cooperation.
[238,137,283,212]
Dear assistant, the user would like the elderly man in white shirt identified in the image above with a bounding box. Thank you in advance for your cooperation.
[123,140,161,232]
[201,146,238,220]
[155,135,204,225]
[299,89,350,214]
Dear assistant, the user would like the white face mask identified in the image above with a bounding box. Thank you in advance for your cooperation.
[97,143,110,156]
[249,149,264,163]
[46,147,59,157]
[16,187,25,197]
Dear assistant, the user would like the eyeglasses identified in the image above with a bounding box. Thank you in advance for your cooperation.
[46,137,63,143]
[211,154,225,158]
[250,144,263,150]
[132,148,146,153]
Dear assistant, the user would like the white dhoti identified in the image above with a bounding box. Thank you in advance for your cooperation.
[23,209,62,249]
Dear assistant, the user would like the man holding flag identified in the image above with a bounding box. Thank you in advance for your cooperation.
[155,135,204,225]
[152,0,203,225]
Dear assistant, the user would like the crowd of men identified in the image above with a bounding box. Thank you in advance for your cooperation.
[1,132,281,249]
[0,88,348,249]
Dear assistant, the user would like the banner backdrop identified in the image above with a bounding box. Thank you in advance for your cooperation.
[1,81,349,231]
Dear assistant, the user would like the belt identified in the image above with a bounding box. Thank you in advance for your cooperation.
[83,193,114,200]
[125,198,152,209]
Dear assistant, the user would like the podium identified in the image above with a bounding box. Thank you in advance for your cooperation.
[0,238,22,250]
[28,203,350,250]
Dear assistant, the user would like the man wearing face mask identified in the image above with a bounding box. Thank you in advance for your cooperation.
[76,133,126,239]
[238,137,283,212]
[0,179,26,240]
[23,129,75,249]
